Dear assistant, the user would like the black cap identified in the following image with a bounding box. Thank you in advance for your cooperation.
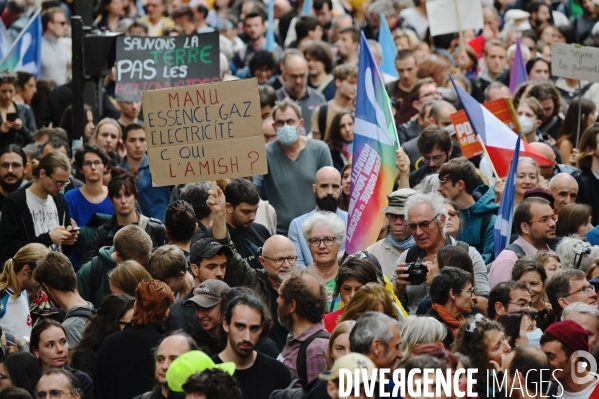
[190,238,233,264]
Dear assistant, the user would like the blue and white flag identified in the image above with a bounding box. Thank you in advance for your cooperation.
[265,0,275,51]
[301,0,312,15]
[0,10,42,78]
[0,19,12,61]
[378,12,398,79]
[493,131,522,258]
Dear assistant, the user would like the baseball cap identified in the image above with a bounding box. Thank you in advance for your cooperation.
[166,350,236,392]
[319,353,376,382]
[381,188,417,216]
[185,279,229,308]
[544,320,589,354]
[190,238,233,265]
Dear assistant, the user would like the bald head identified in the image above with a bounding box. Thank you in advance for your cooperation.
[313,167,342,210]
[529,142,556,179]
[429,101,457,127]
[549,173,578,211]
[262,234,295,257]
[261,235,297,285]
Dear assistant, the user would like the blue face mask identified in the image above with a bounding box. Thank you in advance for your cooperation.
[276,125,299,145]
[526,328,543,348]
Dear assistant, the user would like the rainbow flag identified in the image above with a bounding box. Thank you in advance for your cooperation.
[0,10,41,78]
[346,33,399,255]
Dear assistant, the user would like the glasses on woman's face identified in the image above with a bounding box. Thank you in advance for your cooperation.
[447,210,459,217]
[308,236,336,247]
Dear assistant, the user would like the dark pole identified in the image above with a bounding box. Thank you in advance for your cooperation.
[71,16,84,147]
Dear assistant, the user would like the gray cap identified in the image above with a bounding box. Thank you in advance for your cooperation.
[185,279,230,308]
[381,188,417,216]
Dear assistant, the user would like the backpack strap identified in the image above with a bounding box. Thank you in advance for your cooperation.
[296,329,330,386]
[89,256,104,306]
[573,170,590,203]
[318,103,328,138]
[506,243,525,258]
[63,307,97,321]
[580,82,594,97]
[455,241,469,253]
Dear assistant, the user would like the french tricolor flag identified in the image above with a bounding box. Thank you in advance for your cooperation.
[450,75,552,177]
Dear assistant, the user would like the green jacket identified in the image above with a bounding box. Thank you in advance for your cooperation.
[76,246,117,308]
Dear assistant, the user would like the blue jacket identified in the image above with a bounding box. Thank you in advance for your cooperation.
[119,155,171,222]
[457,185,498,264]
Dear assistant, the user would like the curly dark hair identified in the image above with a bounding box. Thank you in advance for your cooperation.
[183,369,242,399]
[452,316,505,387]
[280,270,327,324]
[248,49,277,77]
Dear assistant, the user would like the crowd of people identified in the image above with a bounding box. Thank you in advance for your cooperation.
[1,0,599,398]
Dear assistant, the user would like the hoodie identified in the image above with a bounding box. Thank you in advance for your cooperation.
[77,246,117,308]
[457,185,498,264]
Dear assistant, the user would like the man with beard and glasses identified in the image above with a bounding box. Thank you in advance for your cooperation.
[0,144,28,216]
[213,293,291,399]
[207,186,298,350]
[288,166,347,267]
[134,332,199,399]
[203,178,270,270]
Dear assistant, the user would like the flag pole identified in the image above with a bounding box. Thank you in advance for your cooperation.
[476,134,500,180]
[454,0,465,48]
[505,97,527,143]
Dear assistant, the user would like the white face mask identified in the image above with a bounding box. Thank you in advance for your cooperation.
[518,116,536,134]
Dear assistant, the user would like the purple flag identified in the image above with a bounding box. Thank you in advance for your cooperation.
[509,38,528,94]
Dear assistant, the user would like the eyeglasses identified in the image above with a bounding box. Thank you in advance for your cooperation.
[465,313,485,333]
[274,119,298,128]
[528,215,558,224]
[308,236,336,247]
[406,214,440,232]
[35,391,74,399]
[83,160,104,168]
[386,213,406,222]
[422,153,447,164]
[563,284,595,298]
[53,20,67,26]
[0,162,22,169]
[447,210,459,217]
[508,301,533,308]
[262,255,298,266]
[49,176,70,187]
[419,91,439,100]
[460,287,477,296]
[438,179,451,185]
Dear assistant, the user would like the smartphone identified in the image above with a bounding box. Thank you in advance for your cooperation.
[71,227,81,233]
[6,113,17,122]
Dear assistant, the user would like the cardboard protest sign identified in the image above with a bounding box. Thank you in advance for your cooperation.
[425,0,483,37]
[142,78,268,186]
[116,32,220,102]
[551,43,599,83]
[450,98,518,159]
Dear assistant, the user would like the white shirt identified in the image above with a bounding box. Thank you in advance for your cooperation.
[26,189,60,252]
[0,290,31,339]
[555,373,599,399]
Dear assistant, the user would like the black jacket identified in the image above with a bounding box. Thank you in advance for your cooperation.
[0,102,37,149]
[425,306,456,349]
[0,188,73,265]
[80,214,166,265]
[65,366,93,399]
[163,290,221,355]
[94,322,165,399]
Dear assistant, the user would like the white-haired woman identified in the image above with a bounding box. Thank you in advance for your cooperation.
[556,236,599,272]
[399,316,447,358]
[302,211,346,312]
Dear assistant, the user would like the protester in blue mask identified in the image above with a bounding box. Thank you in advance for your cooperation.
[498,310,542,349]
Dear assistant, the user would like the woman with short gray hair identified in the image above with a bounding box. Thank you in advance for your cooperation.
[400,316,447,357]
[301,211,345,312]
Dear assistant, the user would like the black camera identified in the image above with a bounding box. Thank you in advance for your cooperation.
[406,260,428,285]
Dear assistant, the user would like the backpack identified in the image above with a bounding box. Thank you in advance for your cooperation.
[505,243,525,258]
[63,307,97,321]
[89,256,105,306]
[269,329,330,399]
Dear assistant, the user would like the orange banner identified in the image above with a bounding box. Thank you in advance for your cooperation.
[450,98,518,159]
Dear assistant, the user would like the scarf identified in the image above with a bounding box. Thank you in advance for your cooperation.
[387,234,415,251]
[342,142,353,163]
[432,303,466,337]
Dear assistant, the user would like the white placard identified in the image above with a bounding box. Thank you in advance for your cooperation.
[425,0,484,37]
[551,42,599,83]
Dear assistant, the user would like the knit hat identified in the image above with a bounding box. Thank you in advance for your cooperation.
[381,188,417,216]
[166,351,235,392]
[544,320,589,354]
